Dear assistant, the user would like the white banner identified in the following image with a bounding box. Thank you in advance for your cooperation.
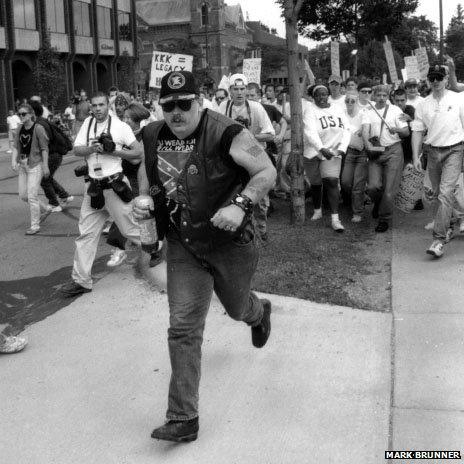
[242,58,262,85]
[404,56,421,81]
[383,37,399,83]
[330,40,340,77]
[149,51,193,88]
[414,47,429,80]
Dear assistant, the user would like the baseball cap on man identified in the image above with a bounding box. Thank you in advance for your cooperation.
[427,64,448,78]
[404,78,418,87]
[159,71,198,104]
[328,75,342,84]
[229,73,248,87]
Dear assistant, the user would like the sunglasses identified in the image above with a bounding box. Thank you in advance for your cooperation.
[360,90,372,94]
[161,100,194,112]
[428,75,444,82]
[216,96,226,101]
[18,112,29,116]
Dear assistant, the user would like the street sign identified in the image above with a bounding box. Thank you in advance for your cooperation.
[330,40,340,77]
[149,51,193,88]
[383,36,399,83]
[242,58,262,86]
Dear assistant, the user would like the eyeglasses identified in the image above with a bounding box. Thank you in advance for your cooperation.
[216,96,226,101]
[18,112,29,116]
[161,100,194,112]
[360,90,372,94]
[428,75,444,82]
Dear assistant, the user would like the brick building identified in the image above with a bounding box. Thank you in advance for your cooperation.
[0,0,137,132]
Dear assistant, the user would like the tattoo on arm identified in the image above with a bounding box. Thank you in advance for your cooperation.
[243,130,264,158]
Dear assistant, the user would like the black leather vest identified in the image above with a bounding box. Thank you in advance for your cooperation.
[142,110,251,254]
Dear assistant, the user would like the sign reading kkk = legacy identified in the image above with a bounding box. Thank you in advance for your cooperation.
[150,51,193,88]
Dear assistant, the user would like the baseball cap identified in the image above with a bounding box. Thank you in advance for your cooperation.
[357,81,372,92]
[427,64,448,78]
[159,71,198,104]
[328,75,342,84]
[404,78,418,87]
[229,73,248,87]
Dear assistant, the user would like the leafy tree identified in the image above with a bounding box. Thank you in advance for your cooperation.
[32,31,65,109]
[117,51,136,93]
[260,44,288,82]
[445,4,464,80]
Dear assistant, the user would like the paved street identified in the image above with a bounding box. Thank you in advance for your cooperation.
[1,137,463,463]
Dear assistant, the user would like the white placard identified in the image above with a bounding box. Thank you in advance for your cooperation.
[414,47,429,80]
[330,40,340,76]
[242,58,262,85]
[404,55,421,81]
[401,68,408,82]
[149,51,193,88]
[218,75,230,90]
[383,37,399,83]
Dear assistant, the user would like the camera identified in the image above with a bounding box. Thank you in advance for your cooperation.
[98,132,116,153]
[74,164,89,177]
[235,116,250,129]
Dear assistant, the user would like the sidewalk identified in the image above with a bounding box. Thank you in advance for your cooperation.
[1,266,392,464]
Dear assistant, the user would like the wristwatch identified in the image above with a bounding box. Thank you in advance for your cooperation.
[231,193,253,215]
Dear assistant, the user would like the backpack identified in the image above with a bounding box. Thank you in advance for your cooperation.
[49,122,73,155]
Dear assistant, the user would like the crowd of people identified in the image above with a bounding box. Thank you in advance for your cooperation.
[2,58,464,444]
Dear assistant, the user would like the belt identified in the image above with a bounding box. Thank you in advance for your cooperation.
[90,172,122,185]
[348,147,363,155]
[430,141,464,150]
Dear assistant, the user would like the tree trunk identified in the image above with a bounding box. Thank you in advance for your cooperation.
[285,2,305,224]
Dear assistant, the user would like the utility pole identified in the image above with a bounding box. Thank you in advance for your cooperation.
[439,0,444,60]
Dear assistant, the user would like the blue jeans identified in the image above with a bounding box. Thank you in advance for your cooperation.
[165,236,264,421]
[427,143,464,241]
[367,142,404,221]
[341,147,368,215]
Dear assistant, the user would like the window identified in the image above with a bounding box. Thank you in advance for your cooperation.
[201,3,209,27]
[97,6,113,39]
[13,0,36,30]
[73,1,91,36]
[118,11,132,41]
[46,0,65,33]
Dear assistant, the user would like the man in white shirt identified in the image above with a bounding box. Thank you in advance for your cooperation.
[362,84,409,232]
[61,92,143,296]
[211,88,229,112]
[219,74,275,243]
[327,75,345,110]
[357,82,373,112]
[411,64,464,258]
[404,78,424,109]
[6,110,20,154]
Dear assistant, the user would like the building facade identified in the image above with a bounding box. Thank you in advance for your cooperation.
[0,0,137,132]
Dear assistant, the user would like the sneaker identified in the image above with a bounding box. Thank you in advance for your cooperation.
[60,196,74,204]
[445,227,455,243]
[331,218,345,233]
[0,335,27,354]
[25,227,40,235]
[61,281,92,297]
[424,221,435,231]
[351,215,362,223]
[311,209,322,221]
[107,249,127,267]
[151,417,199,443]
[252,299,272,348]
[426,240,444,258]
[50,205,62,212]
[375,221,389,233]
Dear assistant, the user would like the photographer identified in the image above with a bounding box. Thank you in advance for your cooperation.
[61,92,143,296]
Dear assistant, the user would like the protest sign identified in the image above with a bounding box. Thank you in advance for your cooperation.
[401,68,407,82]
[242,58,262,85]
[414,47,429,80]
[330,40,340,77]
[218,75,230,90]
[149,51,193,88]
[394,164,425,213]
[383,36,399,83]
[404,55,421,81]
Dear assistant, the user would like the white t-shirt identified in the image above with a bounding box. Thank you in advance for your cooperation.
[411,90,464,147]
[345,110,364,151]
[7,114,21,130]
[74,115,136,179]
[201,98,214,110]
[302,103,351,159]
[406,95,424,109]
[361,103,407,147]
[328,95,346,111]
[218,99,275,146]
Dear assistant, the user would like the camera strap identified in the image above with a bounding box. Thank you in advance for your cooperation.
[226,100,252,126]
[86,116,112,145]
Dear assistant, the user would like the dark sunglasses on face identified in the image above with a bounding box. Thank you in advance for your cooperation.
[161,99,194,112]
[18,112,29,116]
[428,75,444,82]
[360,90,372,94]
[216,96,226,101]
